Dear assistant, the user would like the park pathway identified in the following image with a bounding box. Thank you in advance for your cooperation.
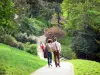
[31,35,74,75]
[31,62,74,75]
[36,35,46,60]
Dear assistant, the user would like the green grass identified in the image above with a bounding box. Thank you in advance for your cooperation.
[0,43,46,75]
[69,59,100,75]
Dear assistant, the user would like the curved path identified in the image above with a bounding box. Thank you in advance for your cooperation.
[32,35,74,75]
[31,62,74,75]
[36,35,46,60]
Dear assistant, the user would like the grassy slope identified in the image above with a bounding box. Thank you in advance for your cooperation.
[0,43,46,75]
[69,59,100,75]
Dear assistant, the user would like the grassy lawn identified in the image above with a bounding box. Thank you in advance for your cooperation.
[0,43,46,75]
[69,59,100,75]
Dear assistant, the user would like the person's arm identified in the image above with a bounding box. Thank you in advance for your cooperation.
[59,43,61,53]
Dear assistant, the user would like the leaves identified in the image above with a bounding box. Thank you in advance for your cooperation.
[0,0,16,35]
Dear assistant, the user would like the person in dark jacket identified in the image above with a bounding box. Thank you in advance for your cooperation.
[46,39,53,67]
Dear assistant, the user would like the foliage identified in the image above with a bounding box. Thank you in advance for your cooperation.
[44,26,66,39]
[59,35,76,59]
[20,17,38,35]
[0,35,17,47]
[61,0,100,32]
[15,33,37,44]
[43,0,63,3]
[71,33,98,59]
[69,59,100,75]
[61,0,100,61]
[0,43,46,75]
[19,17,49,36]
[24,43,37,55]
[61,45,76,59]
[0,35,24,50]
[0,0,18,35]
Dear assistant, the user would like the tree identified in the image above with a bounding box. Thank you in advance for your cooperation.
[0,0,17,35]
[61,0,100,61]
[44,26,66,40]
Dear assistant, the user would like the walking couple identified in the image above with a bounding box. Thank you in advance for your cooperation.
[44,37,61,67]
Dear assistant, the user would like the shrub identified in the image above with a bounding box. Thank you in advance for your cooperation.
[58,35,76,59]
[0,35,5,43]
[96,53,100,58]
[15,33,27,43]
[71,33,98,60]
[15,33,37,44]
[0,35,24,50]
[61,45,77,59]
[28,44,37,55]
[0,67,6,75]
[24,43,37,55]
[44,26,66,39]
[0,35,18,48]
[17,42,24,50]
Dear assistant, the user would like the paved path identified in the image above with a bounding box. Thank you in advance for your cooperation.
[31,62,74,75]
[33,35,74,75]
[36,35,46,60]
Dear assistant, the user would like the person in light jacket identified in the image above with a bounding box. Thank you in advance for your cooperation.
[52,37,61,67]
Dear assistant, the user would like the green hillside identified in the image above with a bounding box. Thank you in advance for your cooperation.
[0,43,46,75]
[69,59,100,75]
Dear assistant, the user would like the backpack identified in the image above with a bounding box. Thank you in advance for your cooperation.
[43,44,52,58]
[46,44,52,52]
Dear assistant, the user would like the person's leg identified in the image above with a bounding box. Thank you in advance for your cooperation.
[53,51,57,67]
[49,52,52,66]
[48,52,50,66]
[48,56,50,66]
[57,51,60,67]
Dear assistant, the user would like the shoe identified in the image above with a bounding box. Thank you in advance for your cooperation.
[55,65,57,67]
[50,64,52,66]
[48,64,50,67]
[57,63,60,67]
[58,65,60,67]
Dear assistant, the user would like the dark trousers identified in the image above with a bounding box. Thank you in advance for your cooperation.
[48,52,52,65]
[53,51,60,67]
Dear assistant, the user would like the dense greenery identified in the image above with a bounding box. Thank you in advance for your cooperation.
[69,59,100,75]
[0,43,46,75]
[0,0,54,54]
[59,36,76,59]
[0,0,17,35]
[61,0,100,61]
[0,0,100,70]
[0,0,100,75]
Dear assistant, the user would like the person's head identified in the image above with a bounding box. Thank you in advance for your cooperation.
[47,39,53,43]
[53,37,57,42]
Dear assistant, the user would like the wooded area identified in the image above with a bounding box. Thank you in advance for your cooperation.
[0,0,100,62]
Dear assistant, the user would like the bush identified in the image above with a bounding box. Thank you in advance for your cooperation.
[61,45,76,59]
[44,26,66,39]
[28,44,37,55]
[24,43,37,55]
[0,35,24,50]
[71,33,98,60]
[0,35,18,47]
[96,53,100,58]
[0,67,6,75]
[15,33,37,44]
[17,42,24,50]
[58,35,76,59]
